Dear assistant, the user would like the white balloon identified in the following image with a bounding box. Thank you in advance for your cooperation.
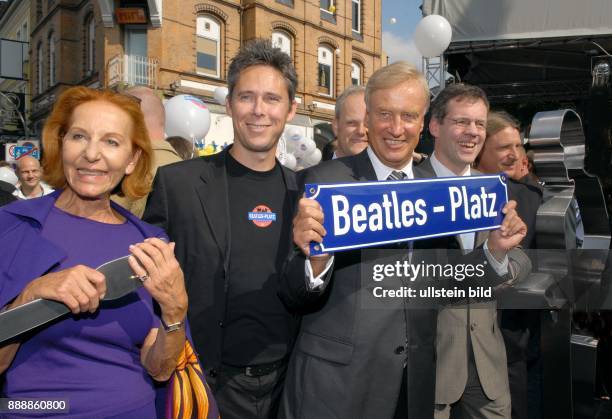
[389,17,397,24]
[214,86,229,105]
[284,127,302,142]
[165,95,211,142]
[294,139,316,158]
[0,167,17,185]
[281,153,297,170]
[284,129,303,154]
[304,148,322,166]
[281,135,295,152]
[413,15,452,58]
[295,155,306,170]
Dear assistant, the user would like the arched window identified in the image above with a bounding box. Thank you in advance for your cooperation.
[317,45,334,96]
[48,33,56,86]
[85,14,95,74]
[37,42,43,94]
[351,61,362,86]
[272,30,291,57]
[196,15,221,78]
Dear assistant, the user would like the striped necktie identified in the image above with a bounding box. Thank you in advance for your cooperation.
[386,170,412,256]
[387,170,406,181]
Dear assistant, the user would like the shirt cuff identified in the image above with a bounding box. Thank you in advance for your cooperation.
[483,239,509,276]
[305,256,335,290]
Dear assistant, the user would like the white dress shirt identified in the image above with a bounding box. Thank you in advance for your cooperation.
[429,152,508,274]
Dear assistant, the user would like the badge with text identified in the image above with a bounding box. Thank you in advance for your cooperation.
[306,175,508,255]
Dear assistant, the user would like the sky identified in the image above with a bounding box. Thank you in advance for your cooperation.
[381,0,424,69]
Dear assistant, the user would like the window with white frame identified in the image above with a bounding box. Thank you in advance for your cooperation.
[352,0,361,33]
[85,15,95,74]
[317,45,333,96]
[320,0,334,13]
[196,15,221,78]
[37,43,43,93]
[272,30,291,57]
[49,33,56,86]
[351,61,362,86]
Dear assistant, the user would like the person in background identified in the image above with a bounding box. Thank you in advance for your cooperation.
[111,86,181,218]
[167,135,197,160]
[331,86,368,159]
[321,139,337,161]
[13,155,54,199]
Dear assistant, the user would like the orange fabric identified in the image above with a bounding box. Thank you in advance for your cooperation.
[171,341,213,419]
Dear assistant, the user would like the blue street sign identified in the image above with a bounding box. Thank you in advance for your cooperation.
[305,174,508,255]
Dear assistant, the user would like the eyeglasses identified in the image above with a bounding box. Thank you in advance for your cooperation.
[445,117,486,131]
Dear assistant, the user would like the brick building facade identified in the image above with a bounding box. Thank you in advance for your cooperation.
[29,0,383,141]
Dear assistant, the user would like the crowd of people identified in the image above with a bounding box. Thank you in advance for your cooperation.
[0,38,602,419]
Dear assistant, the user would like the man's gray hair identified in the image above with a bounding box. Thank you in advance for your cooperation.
[227,38,298,103]
[365,61,429,111]
[335,86,365,120]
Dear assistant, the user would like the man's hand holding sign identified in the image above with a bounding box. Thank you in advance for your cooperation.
[293,175,527,276]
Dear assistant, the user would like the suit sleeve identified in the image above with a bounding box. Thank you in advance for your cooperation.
[142,168,170,233]
[278,168,336,312]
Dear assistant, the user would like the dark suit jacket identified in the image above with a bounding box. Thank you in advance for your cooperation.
[507,176,542,249]
[279,150,509,419]
[143,147,299,374]
[0,181,16,207]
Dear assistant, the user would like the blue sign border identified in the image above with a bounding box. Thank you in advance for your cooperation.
[306,174,508,255]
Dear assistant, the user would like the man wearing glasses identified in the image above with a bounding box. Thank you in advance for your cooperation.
[424,84,512,418]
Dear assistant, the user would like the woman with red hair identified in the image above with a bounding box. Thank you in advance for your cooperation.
[0,87,216,418]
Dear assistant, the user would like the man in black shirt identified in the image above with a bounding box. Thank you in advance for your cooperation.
[143,39,299,419]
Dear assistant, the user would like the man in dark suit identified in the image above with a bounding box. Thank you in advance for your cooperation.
[279,63,527,419]
[476,111,544,419]
[143,39,300,419]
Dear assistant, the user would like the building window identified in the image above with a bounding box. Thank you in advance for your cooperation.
[49,33,56,86]
[196,15,221,78]
[351,61,362,86]
[22,22,28,41]
[36,0,42,22]
[352,0,361,33]
[37,43,43,94]
[276,0,293,7]
[85,15,95,74]
[320,0,335,14]
[317,45,333,96]
[272,30,291,58]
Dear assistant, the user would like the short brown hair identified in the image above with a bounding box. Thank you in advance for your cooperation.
[42,86,153,199]
[227,38,298,103]
[430,83,489,122]
[365,61,429,111]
